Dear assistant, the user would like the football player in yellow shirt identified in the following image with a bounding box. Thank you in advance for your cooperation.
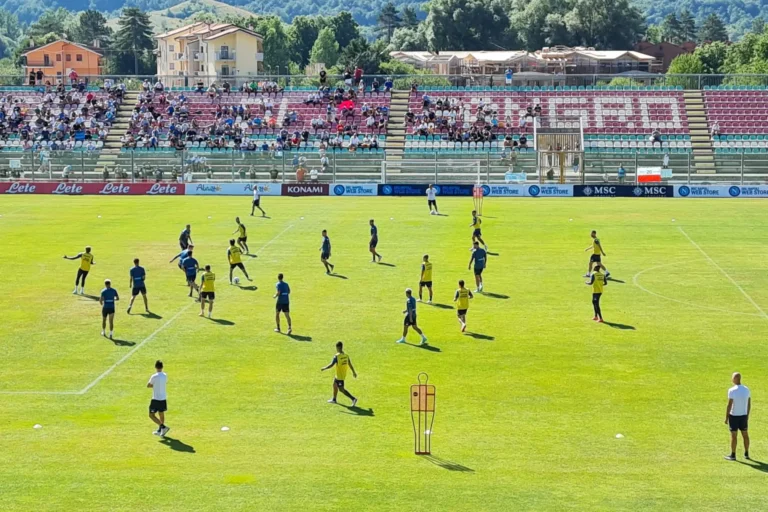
[470,210,488,250]
[453,279,474,332]
[584,230,610,278]
[227,239,253,284]
[63,246,94,295]
[232,217,250,254]
[199,264,216,318]
[586,262,607,323]
[418,254,433,303]
[321,341,358,407]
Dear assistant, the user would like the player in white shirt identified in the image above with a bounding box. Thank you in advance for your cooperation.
[147,360,170,437]
[251,186,266,217]
[426,184,439,215]
[724,372,751,461]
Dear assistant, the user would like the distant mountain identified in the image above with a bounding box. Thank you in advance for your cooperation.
[105,0,258,33]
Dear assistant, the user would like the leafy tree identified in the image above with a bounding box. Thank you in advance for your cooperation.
[329,12,360,49]
[338,37,389,74]
[254,16,293,74]
[679,9,696,42]
[288,16,322,67]
[0,8,22,58]
[563,0,645,49]
[309,26,339,67]
[752,17,766,35]
[401,6,419,29]
[510,0,571,50]
[376,2,402,42]
[698,13,728,43]
[72,10,112,47]
[693,41,727,74]
[390,25,429,51]
[660,13,682,44]
[26,8,75,41]
[111,7,154,75]
[666,53,705,87]
[645,25,663,44]
[426,0,517,51]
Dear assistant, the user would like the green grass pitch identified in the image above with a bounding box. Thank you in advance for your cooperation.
[1,196,767,511]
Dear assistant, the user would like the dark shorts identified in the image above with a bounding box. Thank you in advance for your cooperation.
[276,303,290,313]
[180,241,189,250]
[321,252,330,261]
[77,269,89,278]
[474,267,484,276]
[201,291,215,301]
[149,399,167,413]
[729,414,748,432]
[370,238,378,248]
[238,236,247,243]
[132,285,147,296]
[102,307,115,317]
[334,379,345,388]
[593,293,602,300]
[419,281,433,288]
[253,199,260,206]
[590,254,602,263]
[473,229,482,238]
[404,314,417,326]
[428,199,437,208]
[457,308,467,316]
[186,273,197,283]
[230,262,246,271]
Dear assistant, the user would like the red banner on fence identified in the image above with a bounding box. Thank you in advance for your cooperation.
[0,182,185,195]
[282,183,329,196]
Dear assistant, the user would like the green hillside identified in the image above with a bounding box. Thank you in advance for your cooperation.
[106,0,258,33]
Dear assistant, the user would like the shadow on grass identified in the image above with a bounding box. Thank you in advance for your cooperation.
[287,333,312,342]
[340,405,375,417]
[738,459,768,473]
[403,341,441,352]
[429,303,454,310]
[421,455,474,472]
[434,213,449,217]
[160,437,196,453]
[82,294,99,301]
[245,254,259,258]
[238,285,258,291]
[208,318,235,326]
[603,321,635,330]
[483,292,509,300]
[329,273,348,280]
[464,332,495,341]
[141,312,163,320]
[607,277,625,284]
[377,262,396,267]
[487,251,500,256]
[110,337,136,346]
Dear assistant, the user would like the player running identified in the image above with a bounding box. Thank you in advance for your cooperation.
[469,241,487,292]
[232,217,250,254]
[321,341,358,406]
[584,230,610,278]
[418,254,433,303]
[454,280,474,332]
[169,244,194,279]
[426,184,439,214]
[63,246,94,295]
[369,219,382,263]
[273,273,292,334]
[397,288,428,345]
[127,258,149,314]
[251,186,266,217]
[181,250,200,298]
[586,262,607,322]
[99,279,119,339]
[199,264,216,318]
[179,224,193,250]
[470,210,488,250]
[320,229,335,274]
[228,239,253,284]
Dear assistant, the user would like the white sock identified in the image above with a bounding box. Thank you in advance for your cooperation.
[109,331,113,337]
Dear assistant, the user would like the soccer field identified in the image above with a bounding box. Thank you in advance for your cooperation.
[1,195,767,511]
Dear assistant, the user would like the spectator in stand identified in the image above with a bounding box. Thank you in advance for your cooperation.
[617,163,626,184]
[650,129,662,147]
[505,68,513,86]
[28,70,35,86]
[195,80,205,94]
[534,103,541,116]
[142,79,151,92]
[319,69,327,86]
[154,80,164,93]
[384,77,393,93]
[372,79,380,95]
[36,69,44,84]
[519,134,528,149]
[222,81,231,94]
[422,92,432,108]
[354,66,363,86]
[711,121,720,137]
[69,69,79,86]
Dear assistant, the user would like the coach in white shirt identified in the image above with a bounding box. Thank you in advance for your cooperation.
[147,360,170,437]
[724,372,751,461]
[426,184,439,215]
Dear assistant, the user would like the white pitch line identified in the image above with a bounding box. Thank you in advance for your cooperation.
[678,227,768,319]
[0,224,296,396]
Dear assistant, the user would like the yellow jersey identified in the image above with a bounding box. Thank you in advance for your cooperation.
[238,224,247,238]
[201,271,216,292]
[334,352,350,380]
[80,253,93,271]
[421,261,433,281]
[591,271,606,293]
[229,246,242,264]
[454,287,472,310]
[472,216,481,229]
[593,238,603,255]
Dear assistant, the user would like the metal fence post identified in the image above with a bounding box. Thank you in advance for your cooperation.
[281,152,286,183]
[687,152,691,184]
[131,150,135,182]
[740,152,745,185]
[333,153,337,182]
[634,151,639,185]
[434,152,438,183]
[231,151,236,182]
[81,151,85,181]
[486,152,490,183]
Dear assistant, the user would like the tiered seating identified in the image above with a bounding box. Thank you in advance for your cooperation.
[406,86,689,153]
[584,134,691,153]
[127,87,390,153]
[0,87,119,152]
[704,88,768,153]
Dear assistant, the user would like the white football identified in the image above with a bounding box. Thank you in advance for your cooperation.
[233,277,240,284]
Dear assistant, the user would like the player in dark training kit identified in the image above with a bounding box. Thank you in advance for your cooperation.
[64,246,94,295]
[321,341,358,406]
[228,239,253,284]
[232,217,250,254]
[169,244,194,281]
[320,229,335,274]
[127,258,149,314]
[369,219,382,263]
[273,273,292,334]
[181,250,200,298]
[99,279,119,339]
[179,224,193,250]
[469,242,487,292]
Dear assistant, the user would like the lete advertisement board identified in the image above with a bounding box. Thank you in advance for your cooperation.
[377,184,475,196]
[573,185,673,197]
[675,185,768,198]
[330,183,378,196]
[185,183,282,196]
[0,182,184,195]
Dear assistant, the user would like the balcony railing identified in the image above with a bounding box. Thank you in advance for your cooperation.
[25,62,56,68]
[215,51,236,61]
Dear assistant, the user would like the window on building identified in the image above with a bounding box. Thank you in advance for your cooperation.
[76,54,82,62]
[170,63,175,71]
[56,54,61,62]
[221,65,230,76]
[66,54,71,62]
[169,44,175,52]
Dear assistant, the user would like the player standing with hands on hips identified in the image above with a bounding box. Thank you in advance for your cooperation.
[724,372,751,461]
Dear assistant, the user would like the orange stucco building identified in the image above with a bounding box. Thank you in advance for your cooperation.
[22,40,105,84]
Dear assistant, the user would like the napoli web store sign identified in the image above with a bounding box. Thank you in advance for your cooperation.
[675,185,768,198]
[330,183,378,196]
[479,184,574,197]
[377,184,474,196]
[185,183,282,196]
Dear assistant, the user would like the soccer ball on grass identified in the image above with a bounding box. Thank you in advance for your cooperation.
[233,277,240,285]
